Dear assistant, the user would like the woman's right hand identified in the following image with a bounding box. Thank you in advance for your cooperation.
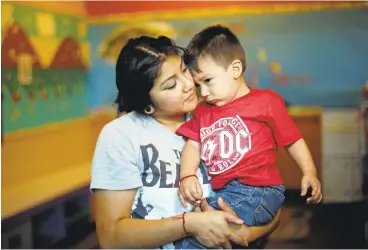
[185,210,245,249]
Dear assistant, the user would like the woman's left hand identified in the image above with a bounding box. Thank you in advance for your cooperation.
[195,198,251,247]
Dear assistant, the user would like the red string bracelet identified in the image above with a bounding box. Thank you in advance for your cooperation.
[179,174,198,185]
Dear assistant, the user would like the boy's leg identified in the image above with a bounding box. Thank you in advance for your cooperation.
[206,180,259,225]
[174,180,256,249]
[209,181,285,225]
[176,182,285,249]
[253,185,285,225]
[208,181,285,249]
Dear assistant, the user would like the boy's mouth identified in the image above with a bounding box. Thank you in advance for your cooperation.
[206,99,217,105]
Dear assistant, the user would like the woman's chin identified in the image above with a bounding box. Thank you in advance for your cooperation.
[183,99,198,113]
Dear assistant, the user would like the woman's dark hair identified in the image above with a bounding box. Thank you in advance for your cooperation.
[115,35,190,114]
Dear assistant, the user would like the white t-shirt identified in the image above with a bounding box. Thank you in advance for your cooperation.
[90,112,213,249]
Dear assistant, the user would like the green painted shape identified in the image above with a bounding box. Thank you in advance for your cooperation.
[1,68,89,133]
[11,4,85,43]
[54,15,80,41]
[13,5,38,37]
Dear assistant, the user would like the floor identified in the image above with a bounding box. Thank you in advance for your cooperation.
[266,190,368,249]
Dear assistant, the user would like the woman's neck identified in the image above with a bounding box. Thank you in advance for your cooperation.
[153,114,186,133]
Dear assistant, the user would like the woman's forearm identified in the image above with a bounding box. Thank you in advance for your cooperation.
[100,216,185,249]
[247,221,278,242]
[228,209,281,244]
[248,209,281,242]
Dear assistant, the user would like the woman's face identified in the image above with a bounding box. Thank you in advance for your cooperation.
[149,55,198,117]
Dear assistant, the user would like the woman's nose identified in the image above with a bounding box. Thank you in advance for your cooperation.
[181,75,194,92]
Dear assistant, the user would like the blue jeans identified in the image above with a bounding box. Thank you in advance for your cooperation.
[174,180,285,249]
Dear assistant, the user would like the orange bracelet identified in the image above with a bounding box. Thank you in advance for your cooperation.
[179,174,198,185]
[182,212,188,238]
[171,213,188,238]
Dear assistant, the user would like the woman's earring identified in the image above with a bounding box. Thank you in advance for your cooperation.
[144,105,154,114]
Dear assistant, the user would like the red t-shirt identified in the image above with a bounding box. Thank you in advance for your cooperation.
[176,88,302,189]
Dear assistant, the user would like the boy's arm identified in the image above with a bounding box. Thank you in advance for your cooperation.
[180,139,201,177]
[286,138,316,176]
[286,139,322,203]
[265,91,322,203]
[179,139,203,206]
[176,104,205,205]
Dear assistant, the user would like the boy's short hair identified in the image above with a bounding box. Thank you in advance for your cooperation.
[186,25,246,73]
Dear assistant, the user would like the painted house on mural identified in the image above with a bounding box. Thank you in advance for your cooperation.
[2,23,42,103]
[1,2,90,133]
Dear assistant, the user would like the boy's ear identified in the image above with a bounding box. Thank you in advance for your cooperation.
[231,59,243,79]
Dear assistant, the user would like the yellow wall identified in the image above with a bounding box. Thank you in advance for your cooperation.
[1,111,115,218]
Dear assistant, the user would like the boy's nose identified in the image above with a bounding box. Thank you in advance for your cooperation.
[200,87,209,97]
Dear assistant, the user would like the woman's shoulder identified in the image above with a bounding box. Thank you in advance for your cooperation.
[99,112,146,139]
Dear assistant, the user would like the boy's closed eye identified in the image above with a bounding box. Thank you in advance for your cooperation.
[204,78,212,84]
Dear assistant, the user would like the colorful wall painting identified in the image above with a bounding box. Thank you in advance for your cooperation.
[88,8,368,109]
[1,3,90,133]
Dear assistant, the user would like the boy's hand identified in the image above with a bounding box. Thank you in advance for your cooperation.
[179,176,203,207]
[301,173,322,204]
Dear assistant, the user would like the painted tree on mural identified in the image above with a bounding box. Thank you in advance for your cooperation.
[50,37,87,97]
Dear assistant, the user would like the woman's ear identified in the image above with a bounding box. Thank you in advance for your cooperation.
[144,104,155,115]
[231,59,243,79]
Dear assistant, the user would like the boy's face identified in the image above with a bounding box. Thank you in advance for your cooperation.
[191,55,243,106]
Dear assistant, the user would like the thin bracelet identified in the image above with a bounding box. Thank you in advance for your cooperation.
[179,174,198,185]
[171,213,188,238]
[182,212,188,238]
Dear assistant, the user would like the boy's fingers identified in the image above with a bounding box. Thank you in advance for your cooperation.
[178,192,188,208]
[300,181,310,196]
[195,182,203,200]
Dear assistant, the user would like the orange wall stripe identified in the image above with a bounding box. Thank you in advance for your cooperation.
[87,1,368,25]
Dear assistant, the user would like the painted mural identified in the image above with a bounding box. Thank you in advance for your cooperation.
[99,21,177,65]
[88,8,368,109]
[1,3,90,133]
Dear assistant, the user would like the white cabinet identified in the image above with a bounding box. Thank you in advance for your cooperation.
[322,109,363,203]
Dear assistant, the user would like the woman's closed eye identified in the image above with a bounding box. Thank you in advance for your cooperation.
[166,82,177,90]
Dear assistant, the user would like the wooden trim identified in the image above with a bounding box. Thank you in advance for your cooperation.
[1,164,91,219]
